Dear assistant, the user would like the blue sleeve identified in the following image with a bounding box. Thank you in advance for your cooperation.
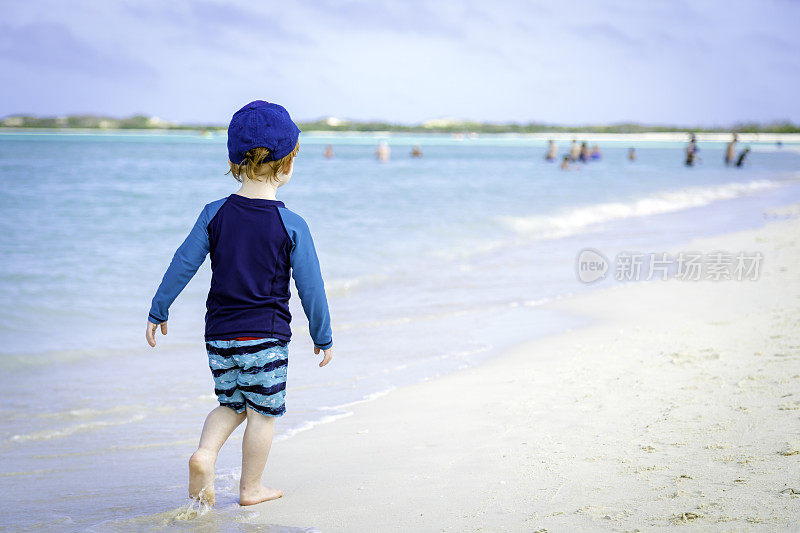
[278,208,333,349]
[147,202,216,324]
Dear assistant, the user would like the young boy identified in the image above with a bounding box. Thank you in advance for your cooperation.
[145,100,334,507]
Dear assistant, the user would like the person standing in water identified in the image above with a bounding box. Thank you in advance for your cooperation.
[685,134,699,166]
[410,145,423,158]
[324,145,334,159]
[560,155,571,170]
[569,139,580,161]
[545,139,558,161]
[376,140,391,162]
[579,142,590,162]
[725,133,738,165]
[590,144,602,160]
[736,147,750,167]
[628,147,637,161]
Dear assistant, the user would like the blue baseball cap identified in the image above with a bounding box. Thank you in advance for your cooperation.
[227,100,301,164]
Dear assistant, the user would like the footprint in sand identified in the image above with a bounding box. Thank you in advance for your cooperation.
[778,443,800,456]
[672,512,701,523]
[671,351,720,365]
[736,375,765,388]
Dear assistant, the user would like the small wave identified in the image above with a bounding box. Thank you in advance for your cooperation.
[9,414,146,443]
[34,404,154,420]
[523,297,552,307]
[274,388,401,442]
[84,502,214,532]
[0,467,77,478]
[324,273,394,296]
[319,387,398,412]
[337,297,552,333]
[498,179,784,239]
[86,497,319,532]
[168,499,214,522]
[273,412,354,442]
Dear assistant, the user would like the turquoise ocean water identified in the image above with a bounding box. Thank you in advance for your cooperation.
[1,131,799,530]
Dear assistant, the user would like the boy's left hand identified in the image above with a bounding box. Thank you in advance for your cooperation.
[146,320,168,347]
[314,346,333,367]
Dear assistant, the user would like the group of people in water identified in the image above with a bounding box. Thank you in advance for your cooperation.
[323,142,423,162]
[544,132,753,170]
[322,133,754,168]
[546,139,610,170]
[685,132,750,167]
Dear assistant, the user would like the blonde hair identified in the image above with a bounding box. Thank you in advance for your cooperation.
[227,142,299,183]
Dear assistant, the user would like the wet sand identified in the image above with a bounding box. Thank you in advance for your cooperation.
[238,205,800,531]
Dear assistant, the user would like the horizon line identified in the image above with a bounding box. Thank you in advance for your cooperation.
[2,113,799,131]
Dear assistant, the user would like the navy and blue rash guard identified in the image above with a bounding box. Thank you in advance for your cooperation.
[148,194,333,349]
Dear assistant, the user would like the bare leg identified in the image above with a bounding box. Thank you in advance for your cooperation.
[189,405,247,506]
[239,406,283,506]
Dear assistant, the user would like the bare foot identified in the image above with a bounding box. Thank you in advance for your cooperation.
[188,449,216,507]
[239,485,283,506]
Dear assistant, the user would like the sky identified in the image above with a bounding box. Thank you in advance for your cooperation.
[1,0,798,126]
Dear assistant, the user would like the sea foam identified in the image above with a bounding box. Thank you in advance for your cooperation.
[498,179,783,239]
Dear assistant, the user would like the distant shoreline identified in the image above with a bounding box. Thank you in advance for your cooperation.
[2,114,799,135]
[2,127,800,144]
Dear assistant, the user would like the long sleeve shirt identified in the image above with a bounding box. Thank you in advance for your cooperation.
[148,193,333,349]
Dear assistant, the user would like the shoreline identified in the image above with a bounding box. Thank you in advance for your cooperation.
[228,205,800,531]
[2,128,800,144]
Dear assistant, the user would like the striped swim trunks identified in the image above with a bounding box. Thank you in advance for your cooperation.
[205,337,289,417]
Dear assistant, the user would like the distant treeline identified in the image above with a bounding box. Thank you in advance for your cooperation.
[1,114,180,130]
[2,114,799,134]
[298,119,800,134]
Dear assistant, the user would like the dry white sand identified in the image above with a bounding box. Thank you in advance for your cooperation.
[253,207,800,531]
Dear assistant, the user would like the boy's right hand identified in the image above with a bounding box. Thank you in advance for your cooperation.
[314,346,333,367]
[146,320,168,347]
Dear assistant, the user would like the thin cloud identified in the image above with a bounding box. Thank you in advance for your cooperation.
[572,23,640,47]
[0,22,156,80]
[304,0,466,39]
[124,2,312,48]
